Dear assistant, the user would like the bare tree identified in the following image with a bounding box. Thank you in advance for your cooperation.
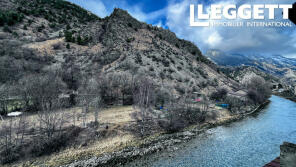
[17,72,67,140]
[17,72,66,112]
[0,84,11,115]
[159,94,206,133]
[133,77,156,135]
[62,54,82,106]
[90,96,102,125]
[210,88,228,101]
[17,77,32,111]
[224,96,244,113]
[0,118,16,164]
[79,77,102,127]
[246,76,271,104]
[15,115,28,146]
[116,72,133,105]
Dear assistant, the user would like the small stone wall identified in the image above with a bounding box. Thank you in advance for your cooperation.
[280,142,296,167]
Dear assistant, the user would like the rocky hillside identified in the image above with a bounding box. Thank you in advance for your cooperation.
[0,0,240,96]
[207,49,296,87]
[219,66,280,85]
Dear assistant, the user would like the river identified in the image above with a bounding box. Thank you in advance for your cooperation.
[124,95,296,167]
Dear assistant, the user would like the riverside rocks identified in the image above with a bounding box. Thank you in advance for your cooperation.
[64,130,202,167]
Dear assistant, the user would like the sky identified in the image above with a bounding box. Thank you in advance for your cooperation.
[67,0,296,58]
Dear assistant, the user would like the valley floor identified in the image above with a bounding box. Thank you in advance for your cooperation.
[1,101,268,167]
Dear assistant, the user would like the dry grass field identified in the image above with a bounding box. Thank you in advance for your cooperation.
[0,102,232,167]
[1,105,143,167]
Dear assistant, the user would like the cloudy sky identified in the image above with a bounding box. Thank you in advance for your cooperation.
[67,0,296,58]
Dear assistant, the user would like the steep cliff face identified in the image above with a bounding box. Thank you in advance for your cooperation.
[0,0,240,95]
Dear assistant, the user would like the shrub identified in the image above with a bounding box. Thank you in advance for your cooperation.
[196,67,208,78]
[168,68,174,73]
[224,96,243,113]
[28,19,33,25]
[12,32,18,37]
[82,35,91,45]
[30,126,82,157]
[0,147,21,164]
[149,66,154,71]
[181,107,205,124]
[76,35,82,45]
[126,37,135,43]
[49,23,56,28]
[0,10,24,26]
[37,24,45,32]
[175,85,185,94]
[3,25,11,33]
[155,88,171,107]
[127,22,133,28]
[246,76,271,104]
[97,52,121,65]
[135,54,142,64]
[158,118,187,133]
[200,81,208,88]
[52,43,61,50]
[210,88,228,101]
[66,24,71,30]
[162,59,170,67]
[159,105,205,133]
[247,89,265,104]
[64,30,74,42]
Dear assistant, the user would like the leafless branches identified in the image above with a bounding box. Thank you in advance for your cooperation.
[132,77,156,136]
[0,115,28,164]
[246,76,271,104]
[0,84,12,115]
[17,72,66,112]
[78,77,103,127]
[133,77,155,121]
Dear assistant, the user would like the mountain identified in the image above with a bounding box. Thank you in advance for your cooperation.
[219,66,280,84]
[206,49,296,85]
[0,0,242,99]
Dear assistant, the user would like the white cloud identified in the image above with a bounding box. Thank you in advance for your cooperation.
[206,31,223,47]
[165,0,296,56]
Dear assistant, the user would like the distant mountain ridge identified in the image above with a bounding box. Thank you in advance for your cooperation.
[206,49,296,84]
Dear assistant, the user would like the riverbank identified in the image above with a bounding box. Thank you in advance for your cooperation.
[4,101,269,167]
[281,96,296,103]
[63,101,270,167]
[273,92,296,103]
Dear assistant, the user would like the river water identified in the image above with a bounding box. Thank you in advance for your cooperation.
[125,96,296,167]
